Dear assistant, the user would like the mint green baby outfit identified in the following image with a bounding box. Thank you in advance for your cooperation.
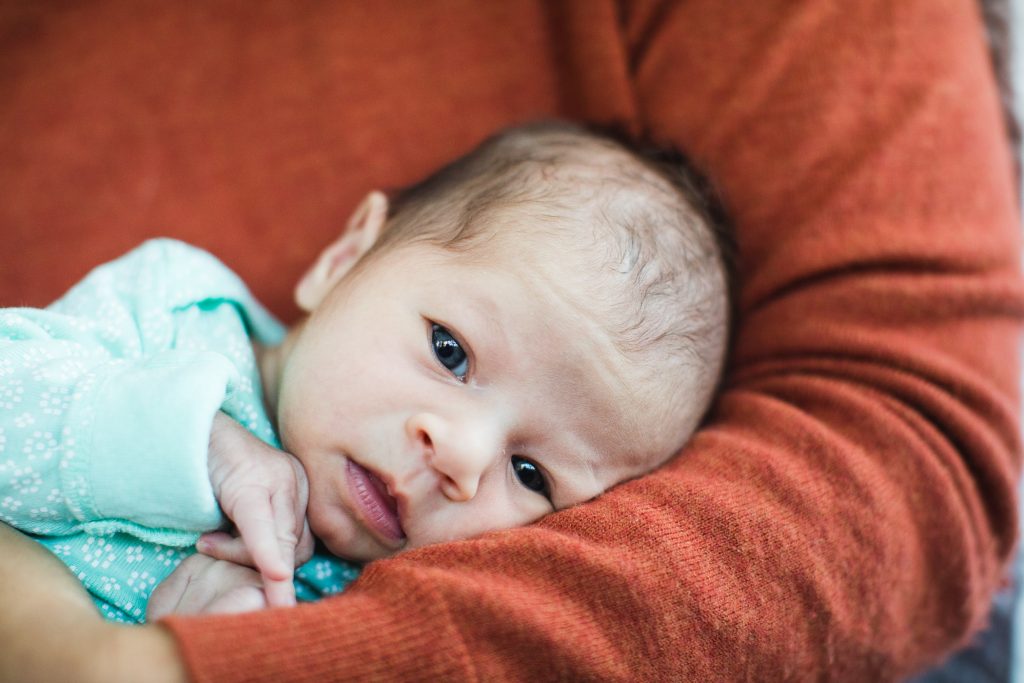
[0,239,359,622]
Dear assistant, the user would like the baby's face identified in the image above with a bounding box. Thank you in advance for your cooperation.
[274,236,681,562]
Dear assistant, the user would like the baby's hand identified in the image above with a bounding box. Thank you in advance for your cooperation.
[203,411,314,608]
[146,553,268,620]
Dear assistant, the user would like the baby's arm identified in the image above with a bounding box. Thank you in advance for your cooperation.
[0,312,311,609]
[0,327,311,608]
[0,307,229,544]
[0,241,276,543]
[0,241,309,610]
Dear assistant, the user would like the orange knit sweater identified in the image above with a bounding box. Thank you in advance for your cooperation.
[3,0,1021,680]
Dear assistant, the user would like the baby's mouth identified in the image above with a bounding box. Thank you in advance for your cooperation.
[345,458,406,545]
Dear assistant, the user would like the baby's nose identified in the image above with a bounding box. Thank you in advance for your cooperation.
[406,412,500,502]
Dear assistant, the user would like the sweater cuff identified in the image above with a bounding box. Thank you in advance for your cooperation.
[62,351,233,545]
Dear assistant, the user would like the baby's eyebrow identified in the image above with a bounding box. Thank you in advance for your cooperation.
[465,291,500,321]
[459,293,511,366]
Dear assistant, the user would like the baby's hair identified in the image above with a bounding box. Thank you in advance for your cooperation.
[373,121,734,441]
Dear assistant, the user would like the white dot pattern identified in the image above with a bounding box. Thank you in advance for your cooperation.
[1,240,360,622]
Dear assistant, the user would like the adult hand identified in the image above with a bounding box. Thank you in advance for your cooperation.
[205,411,314,608]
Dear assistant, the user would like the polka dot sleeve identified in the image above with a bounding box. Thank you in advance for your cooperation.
[0,240,268,547]
[0,311,232,546]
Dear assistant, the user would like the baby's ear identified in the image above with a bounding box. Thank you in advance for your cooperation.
[295,191,388,312]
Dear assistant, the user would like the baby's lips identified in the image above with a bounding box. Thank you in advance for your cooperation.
[345,458,407,544]
[365,467,400,516]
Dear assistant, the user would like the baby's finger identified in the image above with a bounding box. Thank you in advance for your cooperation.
[233,488,291,582]
[262,573,297,609]
[197,532,253,566]
[271,491,303,570]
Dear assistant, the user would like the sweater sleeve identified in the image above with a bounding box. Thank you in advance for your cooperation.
[163,1,1024,680]
[0,246,232,546]
[615,0,1023,676]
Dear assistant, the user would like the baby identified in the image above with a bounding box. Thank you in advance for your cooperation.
[0,121,732,622]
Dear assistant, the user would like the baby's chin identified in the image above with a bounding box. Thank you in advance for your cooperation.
[314,518,406,563]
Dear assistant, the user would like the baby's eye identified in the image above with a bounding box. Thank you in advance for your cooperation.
[431,323,469,380]
[511,456,550,498]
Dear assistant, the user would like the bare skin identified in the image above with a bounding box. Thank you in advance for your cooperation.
[159,189,698,612]
[0,523,187,683]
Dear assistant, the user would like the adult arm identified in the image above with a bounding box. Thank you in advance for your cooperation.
[0,522,186,683]
[161,1,1024,681]
[620,0,1024,675]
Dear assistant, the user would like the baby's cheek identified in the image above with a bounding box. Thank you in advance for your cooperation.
[308,497,391,563]
[415,500,548,548]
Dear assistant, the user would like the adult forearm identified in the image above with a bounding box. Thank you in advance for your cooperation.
[0,522,108,682]
[0,523,187,683]
[627,0,1024,675]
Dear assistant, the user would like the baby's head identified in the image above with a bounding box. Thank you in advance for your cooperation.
[262,121,733,561]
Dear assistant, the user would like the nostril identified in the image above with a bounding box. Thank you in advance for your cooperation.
[418,428,433,450]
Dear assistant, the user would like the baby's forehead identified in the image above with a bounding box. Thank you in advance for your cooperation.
[422,233,694,446]
[451,176,647,263]
[449,209,626,320]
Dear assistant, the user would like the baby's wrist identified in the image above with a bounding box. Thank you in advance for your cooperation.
[207,411,244,489]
